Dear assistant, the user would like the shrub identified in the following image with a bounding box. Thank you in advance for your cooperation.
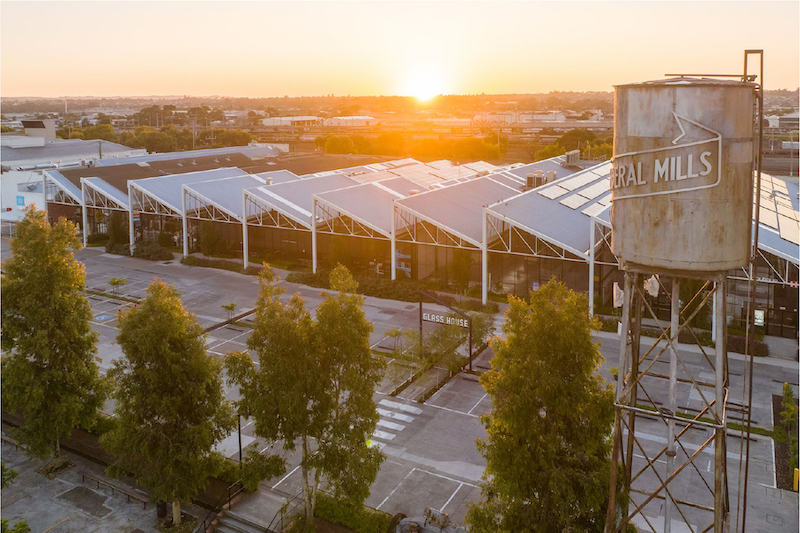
[198,222,222,257]
[180,255,265,276]
[157,231,174,248]
[314,493,391,533]
[87,232,109,245]
[727,334,769,357]
[597,317,619,332]
[132,241,173,261]
[105,242,131,255]
[286,270,330,288]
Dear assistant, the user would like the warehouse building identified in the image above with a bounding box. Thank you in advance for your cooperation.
[42,148,799,338]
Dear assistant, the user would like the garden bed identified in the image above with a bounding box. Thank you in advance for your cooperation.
[773,393,797,490]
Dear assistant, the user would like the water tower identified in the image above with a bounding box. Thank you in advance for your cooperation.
[605,51,765,533]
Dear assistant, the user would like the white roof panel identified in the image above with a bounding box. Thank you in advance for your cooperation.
[397,176,520,245]
[187,175,268,219]
[83,177,129,208]
[248,174,358,226]
[133,167,247,213]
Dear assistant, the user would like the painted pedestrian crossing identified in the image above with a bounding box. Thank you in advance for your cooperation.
[369,399,423,450]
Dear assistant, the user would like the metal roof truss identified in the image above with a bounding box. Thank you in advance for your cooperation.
[129,183,181,217]
[244,193,306,230]
[184,187,239,223]
[82,181,128,212]
[314,199,384,240]
[486,212,583,262]
[44,175,81,206]
[394,205,477,250]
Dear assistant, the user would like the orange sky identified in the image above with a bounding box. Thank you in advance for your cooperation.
[1,1,797,98]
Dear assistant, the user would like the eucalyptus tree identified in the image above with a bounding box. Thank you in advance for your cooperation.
[467,280,614,532]
[2,207,106,459]
[102,280,235,526]
[226,265,384,531]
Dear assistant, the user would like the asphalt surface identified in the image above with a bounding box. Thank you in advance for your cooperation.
[2,242,798,532]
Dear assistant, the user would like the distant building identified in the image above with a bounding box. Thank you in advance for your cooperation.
[261,116,320,127]
[324,116,380,127]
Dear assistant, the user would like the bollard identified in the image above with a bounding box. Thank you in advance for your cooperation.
[794,468,798,492]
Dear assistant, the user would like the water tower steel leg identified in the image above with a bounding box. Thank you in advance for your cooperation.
[714,276,728,531]
[664,278,680,533]
[623,278,643,523]
[606,272,634,533]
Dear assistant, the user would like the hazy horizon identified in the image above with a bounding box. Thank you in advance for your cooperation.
[2,1,798,99]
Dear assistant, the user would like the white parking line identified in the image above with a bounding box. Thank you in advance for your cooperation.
[377,420,405,432]
[440,483,463,513]
[426,403,480,419]
[416,468,477,488]
[272,465,300,489]
[373,430,395,441]
[377,408,414,423]
[468,393,489,415]
[379,399,422,415]
[377,468,416,510]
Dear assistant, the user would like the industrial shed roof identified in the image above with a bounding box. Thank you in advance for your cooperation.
[132,167,248,214]
[397,176,522,246]
[488,163,798,265]
[186,175,269,220]
[82,177,129,208]
[247,174,359,227]
[756,175,799,264]
[45,170,82,202]
[486,162,613,258]
[314,177,420,237]
[94,144,284,166]
[252,169,301,184]
[3,138,142,165]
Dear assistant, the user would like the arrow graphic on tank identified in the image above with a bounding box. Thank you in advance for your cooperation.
[610,112,722,200]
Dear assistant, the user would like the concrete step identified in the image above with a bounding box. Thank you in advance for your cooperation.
[215,510,269,533]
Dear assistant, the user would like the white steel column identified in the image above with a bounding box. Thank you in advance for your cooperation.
[127,183,135,256]
[589,218,595,316]
[311,199,318,274]
[80,181,88,247]
[181,186,189,258]
[390,203,397,281]
[482,208,488,305]
[242,190,249,270]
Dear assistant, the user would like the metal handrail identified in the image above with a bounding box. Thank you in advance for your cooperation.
[193,479,245,533]
[266,488,304,533]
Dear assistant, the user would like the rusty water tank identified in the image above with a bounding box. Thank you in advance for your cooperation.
[611,78,756,274]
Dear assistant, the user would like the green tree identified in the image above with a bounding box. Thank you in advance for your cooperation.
[467,280,614,532]
[450,249,473,295]
[101,280,236,526]
[198,221,222,257]
[226,265,385,531]
[679,278,710,330]
[325,135,355,154]
[1,208,106,459]
[81,124,116,141]
[1,463,31,533]
[535,142,567,161]
[105,211,129,255]
[781,383,798,470]
[557,128,596,150]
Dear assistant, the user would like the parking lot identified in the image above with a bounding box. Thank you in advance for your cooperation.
[2,243,798,531]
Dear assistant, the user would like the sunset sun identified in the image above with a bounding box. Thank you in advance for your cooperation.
[401,67,447,102]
